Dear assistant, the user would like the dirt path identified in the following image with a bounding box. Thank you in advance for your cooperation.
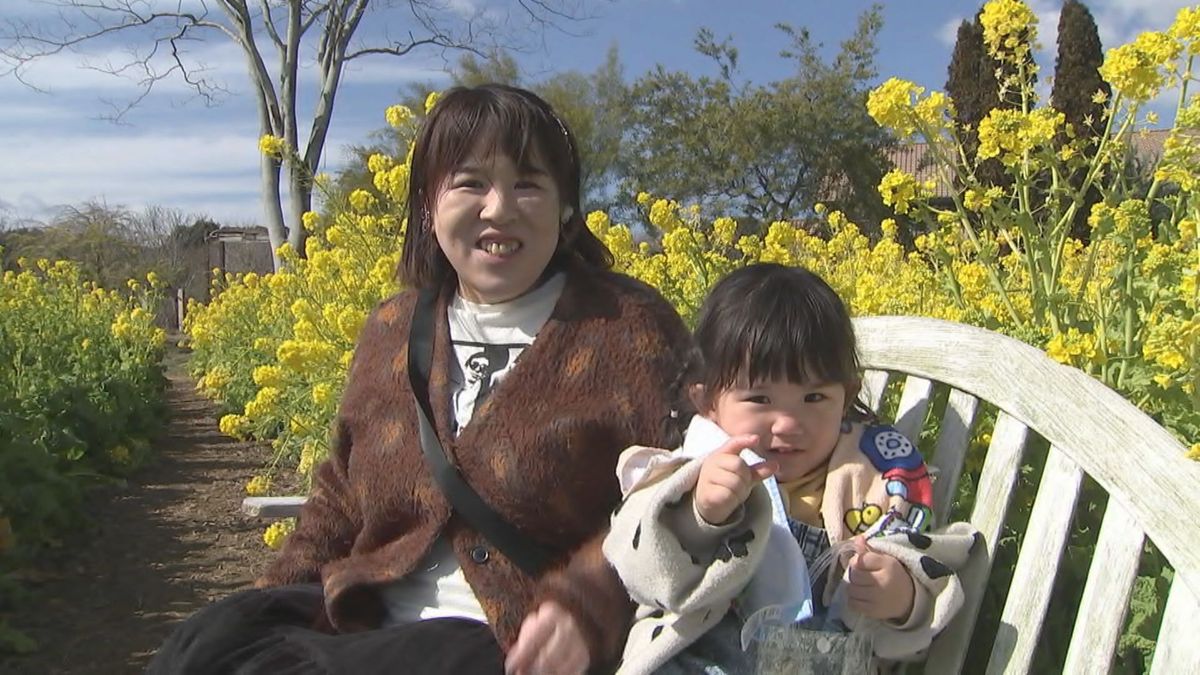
[1,340,293,674]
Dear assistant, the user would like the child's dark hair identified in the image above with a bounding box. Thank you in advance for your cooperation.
[664,263,874,443]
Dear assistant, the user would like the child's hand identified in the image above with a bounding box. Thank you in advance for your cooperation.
[845,537,916,622]
[695,434,776,525]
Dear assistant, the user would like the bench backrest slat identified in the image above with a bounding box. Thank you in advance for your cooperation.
[893,375,934,441]
[1061,498,1142,674]
[988,446,1083,675]
[924,411,1029,675]
[861,369,890,414]
[1149,580,1200,673]
[929,388,979,517]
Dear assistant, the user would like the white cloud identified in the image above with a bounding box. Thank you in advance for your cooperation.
[1091,0,1192,46]
[0,132,258,219]
[939,16,968,48]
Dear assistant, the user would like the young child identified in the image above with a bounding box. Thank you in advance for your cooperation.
[603,264,979,674]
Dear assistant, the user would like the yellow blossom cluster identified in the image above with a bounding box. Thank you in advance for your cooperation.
[877,169,931,214]
[865,0,1199,455]
[979,0,1038,63]
[976,108,1064,165]
[1,255,166,565]
[1100,31,1180,103]
[188,100,415,491]
[258,134,287,159]
[245,475,272,496]
[866,79,953,139]
[263,518,296,550]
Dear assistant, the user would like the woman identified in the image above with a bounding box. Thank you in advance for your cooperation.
[149,84,690,674]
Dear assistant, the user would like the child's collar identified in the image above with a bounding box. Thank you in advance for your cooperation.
[681,415,769,468]
[679,415,730,459]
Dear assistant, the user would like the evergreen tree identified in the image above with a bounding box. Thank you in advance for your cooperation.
[1052,0,1110,138]
[1052,0,1109,239]
[946,18,999,134]
[946,16,1005,189]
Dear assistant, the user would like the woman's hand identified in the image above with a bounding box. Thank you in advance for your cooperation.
[695,434,775,525]
[844,537,916,622]
[505,601,589,675]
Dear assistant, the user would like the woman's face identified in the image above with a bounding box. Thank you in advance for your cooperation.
[432,143,562,304]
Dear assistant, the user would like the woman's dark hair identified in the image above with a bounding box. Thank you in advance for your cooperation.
[399,84,612,289]
[663,263,873,443]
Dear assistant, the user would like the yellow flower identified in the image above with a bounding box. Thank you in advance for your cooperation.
[636,191,653,206]
[1045,328,1098,367]
[712,217,737,247]
[252,364,284,388]
[1188,442,1200,461]
[263,519,295,550]
[245,475,272,496]
[258,134,287,159]
[979,0,1038,62]
[385,104,414,128]
[312,382,334,406]
[348,189,377,213]
[218,414,247,438]
[867,78,924,138]
[1172,7,1200,55]
[977,108,1064,165]
[878,169,925,214]
[648,198,682,232]
[424,91,441,114]
[1179,218,1197,242]
[1100,32,1180,103]
[108,445,131,464]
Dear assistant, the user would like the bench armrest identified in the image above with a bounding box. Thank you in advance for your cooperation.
[242,496,308,519]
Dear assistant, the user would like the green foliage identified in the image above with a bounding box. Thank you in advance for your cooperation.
[0,258,167,654]
[0,202,215,293]
[339,48,627,212]
[621,6,892,230]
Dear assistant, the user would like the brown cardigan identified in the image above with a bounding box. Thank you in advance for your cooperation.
[258,263,690,670]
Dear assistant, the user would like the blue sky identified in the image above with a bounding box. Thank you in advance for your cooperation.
[0,0,1192,227]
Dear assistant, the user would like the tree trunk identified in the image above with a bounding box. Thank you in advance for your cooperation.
[286,166,310,254]
[260,151,287,271]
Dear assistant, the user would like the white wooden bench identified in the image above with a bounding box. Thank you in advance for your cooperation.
[853,316,1200,674]
[243,316,1200,673]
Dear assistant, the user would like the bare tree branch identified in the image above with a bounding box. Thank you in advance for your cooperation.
[1,0,599,268]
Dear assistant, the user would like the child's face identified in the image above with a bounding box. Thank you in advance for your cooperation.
[703,377,849,482]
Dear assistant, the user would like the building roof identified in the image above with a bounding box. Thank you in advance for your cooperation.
[208,226,271,242]
[886,128,1170,198]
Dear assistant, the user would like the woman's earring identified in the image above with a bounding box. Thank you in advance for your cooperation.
[560,206,574,225]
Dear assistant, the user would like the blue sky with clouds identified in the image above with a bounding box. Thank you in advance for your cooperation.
[0,0,1192,226]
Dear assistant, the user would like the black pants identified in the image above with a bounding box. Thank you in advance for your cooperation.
[146,584,505,675]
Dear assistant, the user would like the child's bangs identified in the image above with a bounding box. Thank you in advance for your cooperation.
[703,287,859,393]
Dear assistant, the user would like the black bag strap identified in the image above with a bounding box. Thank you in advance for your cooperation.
[408,287,552,576]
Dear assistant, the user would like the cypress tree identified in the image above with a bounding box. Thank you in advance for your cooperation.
[1052,0,1109,239]
[946,15,1007,189]
[1052,0,1110,139]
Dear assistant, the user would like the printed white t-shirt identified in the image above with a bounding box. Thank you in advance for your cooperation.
[381,273,565,626]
